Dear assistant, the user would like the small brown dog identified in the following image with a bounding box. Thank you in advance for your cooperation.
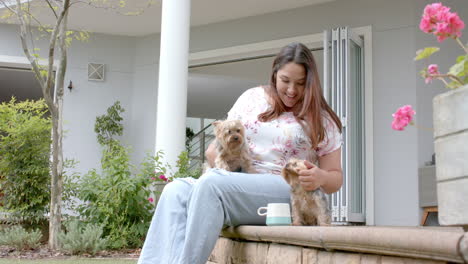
[207,120,255,173]
[282,158,331,226]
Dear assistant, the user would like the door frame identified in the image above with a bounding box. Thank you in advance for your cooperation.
[189,26,375,225]
[0,55,57,69]
[0,55,59,100]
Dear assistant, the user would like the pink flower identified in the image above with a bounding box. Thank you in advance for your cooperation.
[159,174,168,181]
[427,64,439,74]
[148,197,154,203]
[151,177,156,181]
[425,64,440,83]
[391,105,416,131]
[419,17,432,33]
[448,12,465,38]
[420,3,465,42]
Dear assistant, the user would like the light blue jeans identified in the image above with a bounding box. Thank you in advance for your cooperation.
[137,168,291,264]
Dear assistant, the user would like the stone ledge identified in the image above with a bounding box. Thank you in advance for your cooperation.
[213,225,466,263]
[209,238,448,264]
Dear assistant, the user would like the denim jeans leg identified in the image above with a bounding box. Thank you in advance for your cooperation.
[139,169,291,264]
[138,179,192,264]
[178,169,291,264]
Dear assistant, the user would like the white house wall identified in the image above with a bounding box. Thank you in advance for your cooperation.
[62,33,137,176]
[129,34,160,166]
[0,23,137,176]
[373,26,419,226]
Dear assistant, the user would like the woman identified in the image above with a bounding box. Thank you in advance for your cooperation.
[138,42,343,264]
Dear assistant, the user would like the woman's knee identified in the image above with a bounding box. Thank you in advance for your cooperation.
[194,169,239,196]
[159,179,192,202]
[197,169,228,189]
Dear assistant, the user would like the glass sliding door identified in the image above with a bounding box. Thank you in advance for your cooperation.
[324,27,365,224]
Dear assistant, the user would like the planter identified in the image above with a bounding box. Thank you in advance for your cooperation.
[433,84,468,227]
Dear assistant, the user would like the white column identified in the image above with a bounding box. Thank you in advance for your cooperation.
[155,0,191,173]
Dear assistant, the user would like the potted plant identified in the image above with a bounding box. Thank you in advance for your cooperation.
[392,3,468,227]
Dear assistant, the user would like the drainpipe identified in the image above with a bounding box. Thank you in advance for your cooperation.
[155,0,191,173]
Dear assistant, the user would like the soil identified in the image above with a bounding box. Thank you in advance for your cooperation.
[0,245,141,260]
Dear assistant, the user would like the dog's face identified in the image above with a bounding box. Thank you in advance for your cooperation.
[213,120,245,150]
[282,158,307,185]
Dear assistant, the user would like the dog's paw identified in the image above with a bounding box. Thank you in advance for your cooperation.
[292,220,303,226]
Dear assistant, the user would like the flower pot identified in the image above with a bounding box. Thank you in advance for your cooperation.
[433,84,468,227]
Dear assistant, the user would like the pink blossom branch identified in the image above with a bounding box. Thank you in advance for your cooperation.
[414,124,434,132]
[430,73,464,86]
[456,37,468,54]
[438,76,450,87]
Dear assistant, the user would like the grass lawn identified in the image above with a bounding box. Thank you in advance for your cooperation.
[0,259,137,264]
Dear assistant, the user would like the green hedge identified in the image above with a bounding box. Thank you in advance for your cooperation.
[0,98,51,224]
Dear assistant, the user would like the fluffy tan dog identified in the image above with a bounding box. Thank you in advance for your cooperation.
[207,120,256,173]
[282,158,331,226]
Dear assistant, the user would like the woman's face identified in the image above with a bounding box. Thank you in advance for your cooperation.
[275,62,306,110]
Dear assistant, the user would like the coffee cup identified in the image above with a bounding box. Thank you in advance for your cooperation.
[257,203,291,226]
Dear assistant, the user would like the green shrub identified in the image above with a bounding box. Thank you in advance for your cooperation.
[70,101,201,249]
[0,225,42,250]
[72,102,155,249]
[75,145,155,249]
[173,151,203,180]
[58,219,107,255]
[62,159,81,215]
[0,98,51,224]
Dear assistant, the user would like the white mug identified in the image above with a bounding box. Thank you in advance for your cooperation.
[257,203,292,226]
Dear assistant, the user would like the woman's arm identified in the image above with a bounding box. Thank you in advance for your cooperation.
[205,142,216,167]
[298,147,343,194]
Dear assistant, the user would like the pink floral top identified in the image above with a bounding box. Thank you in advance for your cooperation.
[227,87,342,175]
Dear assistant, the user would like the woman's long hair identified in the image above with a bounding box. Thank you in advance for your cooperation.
[258,42,342,149]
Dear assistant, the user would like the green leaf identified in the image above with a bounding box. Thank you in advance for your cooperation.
[419,69,427,78]
[414,47,440,61]
[39,69,48,78]
[456,55,467,63]
[463,76,468,85]
[448,56,467,76]
[446,81,461,89]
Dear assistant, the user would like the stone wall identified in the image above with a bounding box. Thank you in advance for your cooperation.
[206,225,468,264]
[209,237,445,264]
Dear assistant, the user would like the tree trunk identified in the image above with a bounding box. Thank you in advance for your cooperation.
[48,1,69,250]
[48,111,62,250]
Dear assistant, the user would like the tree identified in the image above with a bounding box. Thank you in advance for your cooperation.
[0,0,71,250]
[0,0,153,250]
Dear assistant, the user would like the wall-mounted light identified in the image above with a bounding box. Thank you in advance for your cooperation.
[68,81,73,92]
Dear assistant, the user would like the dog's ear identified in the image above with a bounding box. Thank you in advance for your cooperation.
[212,121,223,137]
[212,120,221,127]
[281,167,292,185]
[238,123,245,134]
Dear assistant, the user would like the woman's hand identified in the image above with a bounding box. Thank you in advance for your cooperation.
[297,148,343,194]
[298,160,326,191]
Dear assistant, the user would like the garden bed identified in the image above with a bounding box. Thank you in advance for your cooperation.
[0,245,140,260]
